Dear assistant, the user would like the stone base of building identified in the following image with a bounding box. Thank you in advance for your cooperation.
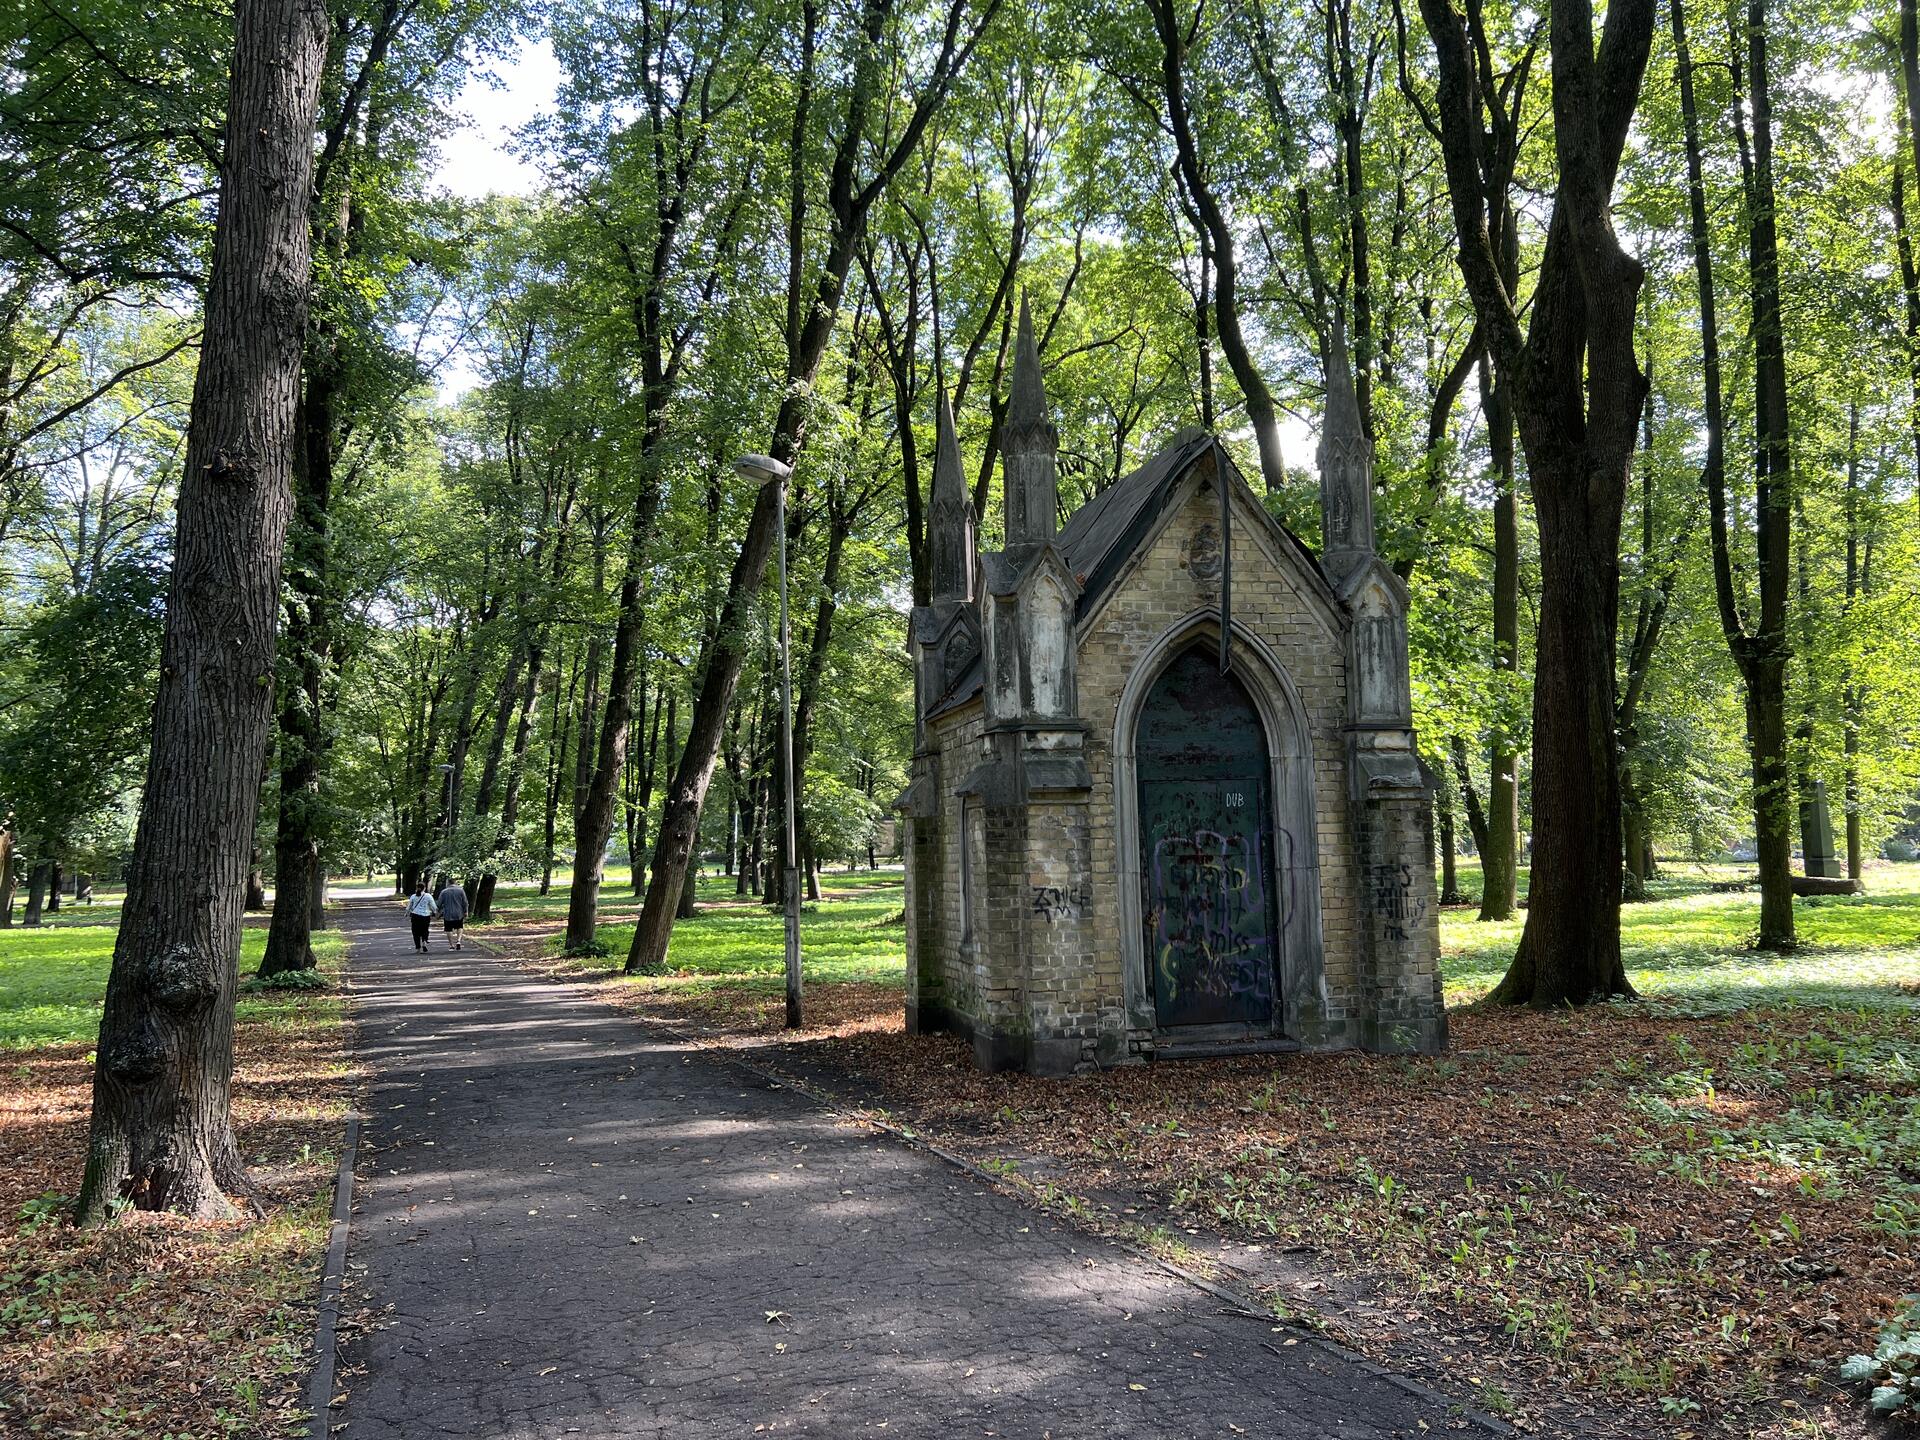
[1359,1011,1450,1055]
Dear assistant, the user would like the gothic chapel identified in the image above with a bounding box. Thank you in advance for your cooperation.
[899,299,1447,1075]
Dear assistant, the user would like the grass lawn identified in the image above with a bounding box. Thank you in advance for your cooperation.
[0,914,353,1438]
[499,859,1920,1437]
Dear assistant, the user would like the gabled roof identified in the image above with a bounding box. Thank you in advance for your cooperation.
[926,429,1335,720]
[1058,429,1334,621]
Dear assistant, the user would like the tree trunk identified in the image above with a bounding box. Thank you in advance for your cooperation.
[1674,0,1793,949]
[777,502,848,914]
[1841,403,1867,883]
[1436,787,1464,905]
[569,525,609,887]
[539,645,578,896]
[308,854,325,930]
[1901,0,1920,490]
[624,0,986,974]
[1621,775,1649,901]
[76,0,326,1223]
[1419,0,1652,1006]
[1448,736,1491,860]
[47,861,62,912]
[1480,352,1521,921]
[1738,0,1796,949]
[474,644,544,922]
[1149,0,1290,492]
[1486,492,1635,1003]
[628,482,777,973]
[567,493,656,954]
[629,682,664,895]
[244,850,266,911]
[23,858,51,927]
[736,774,756,895]
[257,335,338,979]
[676,843,699,919]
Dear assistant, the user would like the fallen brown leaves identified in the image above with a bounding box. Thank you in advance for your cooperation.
[0,991,352,1438]
[499,929,1910,1440]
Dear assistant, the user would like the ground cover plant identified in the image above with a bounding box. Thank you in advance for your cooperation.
[0,913,352,1438]
[502,861,1920,1438]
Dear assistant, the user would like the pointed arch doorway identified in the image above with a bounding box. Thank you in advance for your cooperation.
[1136,643,1287,1039]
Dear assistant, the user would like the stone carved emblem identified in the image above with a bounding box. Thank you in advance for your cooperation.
[941,622,979,694]
[1186,523,1223,581]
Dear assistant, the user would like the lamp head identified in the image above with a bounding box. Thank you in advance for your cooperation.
[733,453,792,487]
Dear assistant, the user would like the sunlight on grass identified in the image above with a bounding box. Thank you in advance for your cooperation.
[548,869,909,995]
[0,920,348,1049]
[1441,862,1920,1009]
[519,859,1918,1016]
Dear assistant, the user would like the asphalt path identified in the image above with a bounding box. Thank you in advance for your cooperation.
[333,899,1471,1439]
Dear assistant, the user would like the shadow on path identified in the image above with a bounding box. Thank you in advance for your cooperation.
[334,900,1469,1438]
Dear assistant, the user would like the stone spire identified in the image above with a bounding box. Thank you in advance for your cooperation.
[1001,293,1058,548]
[1317,320,1375,585]
[928,381,975,604]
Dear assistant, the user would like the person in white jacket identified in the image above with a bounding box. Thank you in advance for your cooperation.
[405,880,438,952]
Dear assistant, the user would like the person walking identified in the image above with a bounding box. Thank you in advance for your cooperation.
[436,877,469,950]
[405,880,437,952]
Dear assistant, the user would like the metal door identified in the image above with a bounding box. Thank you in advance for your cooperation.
[1137,646,1281,1033]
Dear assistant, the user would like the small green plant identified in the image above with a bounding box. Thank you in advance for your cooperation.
[562,939,611,959]
[244,967,329,992]
[1839,1294,1920,1417]
[16,1189,67,1232]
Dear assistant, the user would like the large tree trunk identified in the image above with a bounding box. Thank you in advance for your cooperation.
[628,461,782,974]
[46,861,62,912]
[1421,0,1654,1007]
[1487,488,1634,1003]
[75,0,326,1223]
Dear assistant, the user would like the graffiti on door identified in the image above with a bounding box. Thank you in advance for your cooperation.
[1141,782,1285,1028]
[1136,645,1284,1031]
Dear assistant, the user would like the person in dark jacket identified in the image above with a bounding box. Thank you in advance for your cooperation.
[436,879,469,950]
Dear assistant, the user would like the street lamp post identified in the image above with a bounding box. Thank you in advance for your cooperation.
[734,452,801,1028]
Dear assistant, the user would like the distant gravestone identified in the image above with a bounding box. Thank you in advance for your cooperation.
[1800,779,1841,880]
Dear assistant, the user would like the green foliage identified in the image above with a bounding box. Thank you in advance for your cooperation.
[1840,1295,1920,1417]
[0,550,166,858]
